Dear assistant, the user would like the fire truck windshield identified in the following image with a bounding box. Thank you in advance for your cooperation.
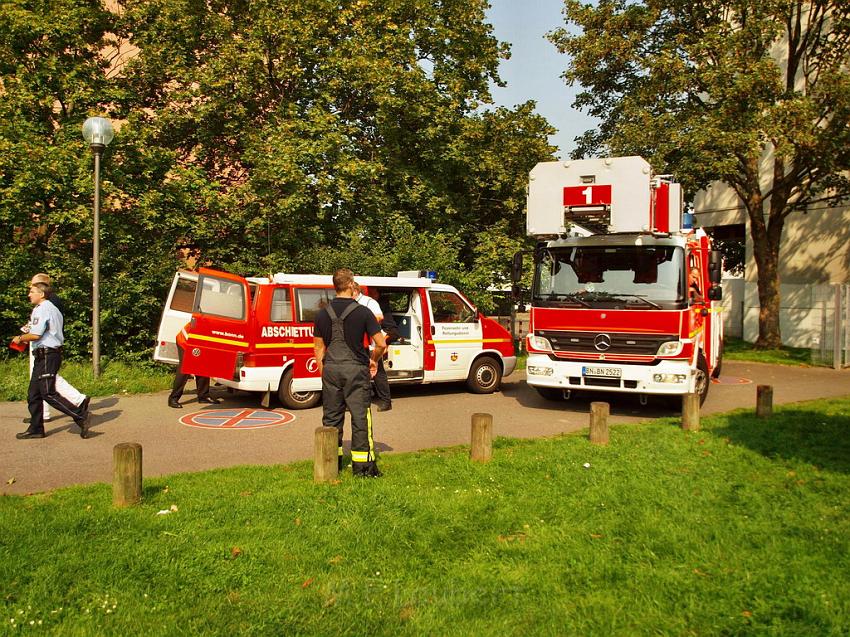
[532,246,686,309]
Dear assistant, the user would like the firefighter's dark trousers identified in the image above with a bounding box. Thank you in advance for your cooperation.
[321,360,376,469]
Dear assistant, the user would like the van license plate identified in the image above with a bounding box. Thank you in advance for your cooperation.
[582,366,621,378]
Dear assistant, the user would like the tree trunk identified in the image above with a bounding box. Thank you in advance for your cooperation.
[747,191,785,349]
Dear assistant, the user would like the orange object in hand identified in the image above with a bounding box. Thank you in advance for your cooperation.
[9,339,26,352]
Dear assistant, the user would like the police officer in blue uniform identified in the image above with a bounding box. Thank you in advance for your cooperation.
[313,268,387,477]
[12,282,92,439]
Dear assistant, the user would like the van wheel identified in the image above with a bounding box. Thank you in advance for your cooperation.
[278,369,321,409]
[466,356,502,394]
[696,354,710,405]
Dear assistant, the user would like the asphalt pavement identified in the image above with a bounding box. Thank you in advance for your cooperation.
[2,362,848,495]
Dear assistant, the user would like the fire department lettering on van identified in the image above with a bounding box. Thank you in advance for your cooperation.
[158,268,516,410]
[261,325,313,338]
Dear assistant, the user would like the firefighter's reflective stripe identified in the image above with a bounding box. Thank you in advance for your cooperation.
[351,408,376,463]
[187,333,249,348]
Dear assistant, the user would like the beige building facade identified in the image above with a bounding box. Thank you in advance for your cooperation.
[694,182,850,348]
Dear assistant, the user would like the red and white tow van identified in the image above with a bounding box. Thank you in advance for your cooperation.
[156,269,516,408]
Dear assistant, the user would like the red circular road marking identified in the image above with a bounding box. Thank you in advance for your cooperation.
[179,408,296,430]
[711,376,753,385]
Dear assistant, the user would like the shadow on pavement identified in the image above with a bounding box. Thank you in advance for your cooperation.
[709,406,850,474]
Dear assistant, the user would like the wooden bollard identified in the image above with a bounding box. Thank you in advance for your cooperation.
[756,385,773,419]
[682,393,700,431]
[470,413,493,462]
[589,402,610,445]
[314,426,339,482]
[113,443,143,507]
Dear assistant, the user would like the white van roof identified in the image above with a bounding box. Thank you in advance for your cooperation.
[270,273,436,288]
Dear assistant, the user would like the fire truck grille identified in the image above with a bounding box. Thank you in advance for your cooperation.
[536,330,678,356]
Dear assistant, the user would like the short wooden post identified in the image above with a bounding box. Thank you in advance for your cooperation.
[314,426,339,482]
[589,402,610,445]
[682,393,700,431]
[470,413,493,462]
[113,443,143,507]
[756,385,773,419]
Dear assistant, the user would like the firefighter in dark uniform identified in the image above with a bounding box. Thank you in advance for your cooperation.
[313,268,387,477]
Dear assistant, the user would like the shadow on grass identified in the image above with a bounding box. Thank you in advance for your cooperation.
[710,406,850,473]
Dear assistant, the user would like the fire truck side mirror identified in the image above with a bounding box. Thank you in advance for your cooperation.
[708,250,723,285]
[708,286,723,301]
[511,251,523,284]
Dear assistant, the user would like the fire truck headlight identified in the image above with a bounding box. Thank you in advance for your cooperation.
[656,341,683,357]
[528,334,553,353]
[527,365,554,376]
[653,373,688,384]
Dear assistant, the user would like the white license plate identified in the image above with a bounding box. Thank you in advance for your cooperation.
[582,366,622,378]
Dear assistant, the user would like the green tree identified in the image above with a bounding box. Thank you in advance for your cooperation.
[119,0,555,282]
[551,0,850,347]
[0,0,123,358]
[2,0,554,363]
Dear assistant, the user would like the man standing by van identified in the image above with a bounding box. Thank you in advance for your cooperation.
[314,269,387,477]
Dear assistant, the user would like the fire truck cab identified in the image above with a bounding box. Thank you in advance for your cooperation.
[517,156,723,404]
[156,269,516,408]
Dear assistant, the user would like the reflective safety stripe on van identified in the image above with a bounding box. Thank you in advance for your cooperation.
[428,338,512,345]
[187,333,250,348]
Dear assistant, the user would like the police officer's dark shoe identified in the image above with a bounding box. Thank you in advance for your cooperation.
[168,400,182,409]
[375,402,392,412]
[16,430,45,440]
[198,396,222,404]
[77,411,92,439]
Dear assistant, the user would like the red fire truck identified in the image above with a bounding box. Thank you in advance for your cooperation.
[514,156,723,404]
[156,270,516,408]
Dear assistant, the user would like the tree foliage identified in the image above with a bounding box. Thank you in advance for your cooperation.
[551,0,850,347]
[1,0,554,361]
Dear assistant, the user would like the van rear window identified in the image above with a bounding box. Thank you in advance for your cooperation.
[196,276,246,320]
[170,278,197,313]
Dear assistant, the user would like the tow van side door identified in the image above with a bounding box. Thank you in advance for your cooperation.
[179,269,252,381]
[427,288,483,380]
[155,270,198,365]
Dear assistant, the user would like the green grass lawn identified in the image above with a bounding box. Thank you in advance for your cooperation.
[0,357,173,402]
[1,398,848,635]
[723,337,814,366]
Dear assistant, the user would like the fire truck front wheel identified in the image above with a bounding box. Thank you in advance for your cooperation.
[278,369,321,410]
[466,356,502,394]
[696,354,710,405]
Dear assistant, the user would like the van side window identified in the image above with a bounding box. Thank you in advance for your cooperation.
[271,288,293,322]
[429,291,475,323]
[170,278,197,313]
[296,288,334,323]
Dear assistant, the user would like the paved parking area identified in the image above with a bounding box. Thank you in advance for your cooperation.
[1,362,847,495]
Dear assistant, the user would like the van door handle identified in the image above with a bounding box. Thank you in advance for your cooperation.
[430,325,435,336]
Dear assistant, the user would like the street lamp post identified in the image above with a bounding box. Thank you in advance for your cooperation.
[82,117,114,378]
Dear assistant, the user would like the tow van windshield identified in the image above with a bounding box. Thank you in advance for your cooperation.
[532,245,685,309]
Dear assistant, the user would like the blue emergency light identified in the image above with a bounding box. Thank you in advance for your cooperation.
[682,212,695,230]
[424,270,437,280]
